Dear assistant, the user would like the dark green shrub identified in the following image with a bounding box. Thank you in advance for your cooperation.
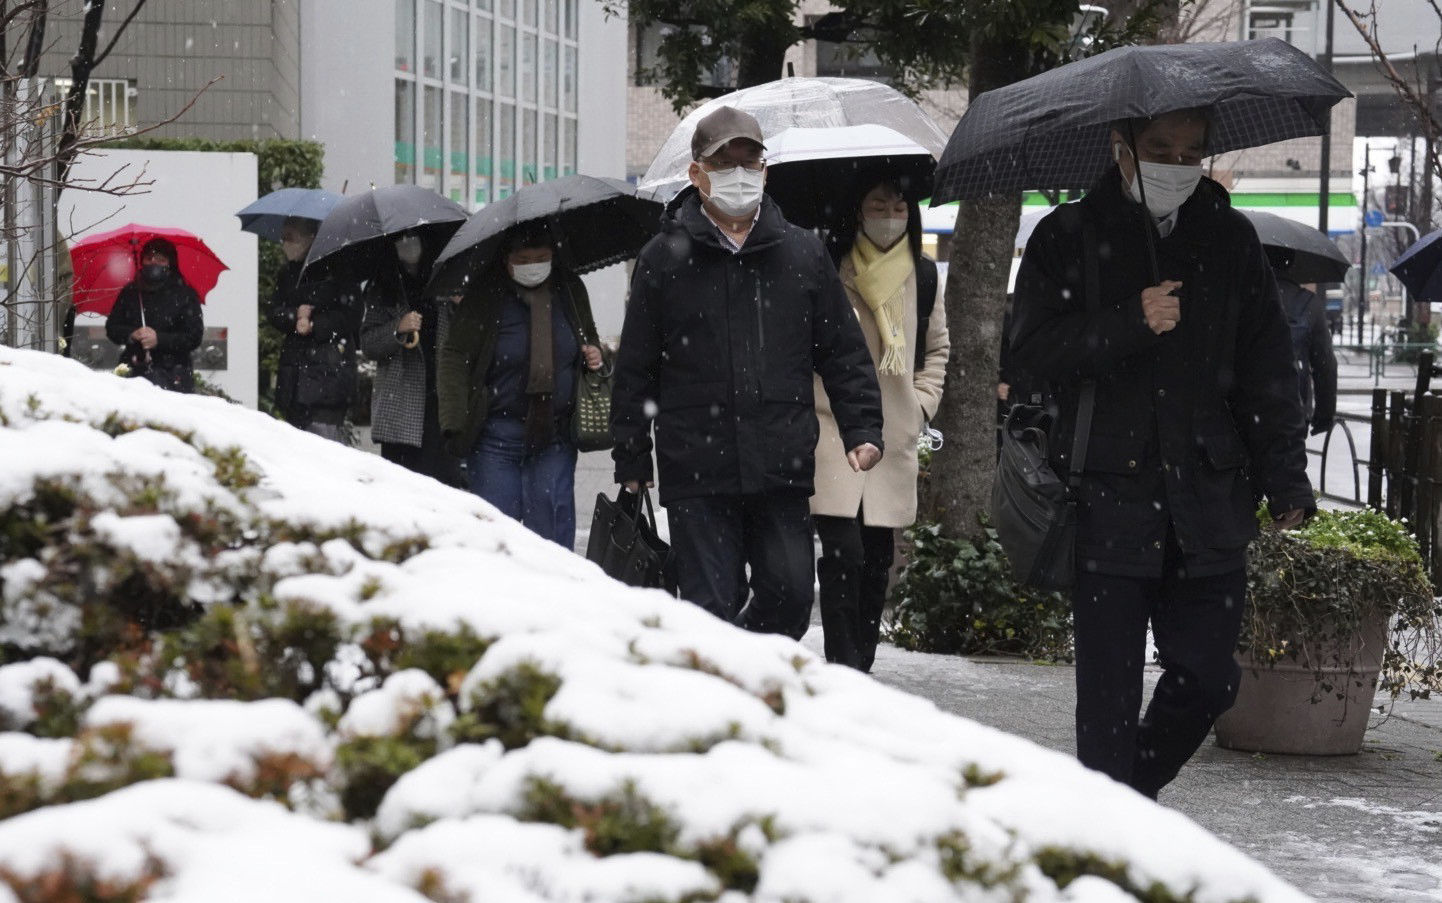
[888,523,1073,661]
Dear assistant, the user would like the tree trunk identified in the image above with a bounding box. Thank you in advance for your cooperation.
[918,34,1031,538]
[56,0,103,183]
[735,22,790,89]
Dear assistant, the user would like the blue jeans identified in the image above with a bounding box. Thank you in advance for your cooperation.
[468,418,578,549]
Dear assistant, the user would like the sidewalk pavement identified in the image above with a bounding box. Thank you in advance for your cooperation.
[829,638,1442,903]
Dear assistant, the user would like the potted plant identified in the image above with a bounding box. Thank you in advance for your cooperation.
[1214,507,1441,755]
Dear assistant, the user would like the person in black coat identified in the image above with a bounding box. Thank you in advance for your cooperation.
[105,237,204,393]
[1011,109,1315,799]
[268,217,362,443]
[1267,249,1337,437]
[612,105,884,639]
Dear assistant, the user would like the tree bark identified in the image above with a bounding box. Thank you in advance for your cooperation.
[56,0,103,183]
[735,21,790,88]
[919,34,1031,538]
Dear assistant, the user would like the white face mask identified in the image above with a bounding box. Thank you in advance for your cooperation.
[511,261,552,287]
[862,215,908,250]
[395,235,423,267]
[281,238,310,263]
[701,165,766,218]
[1117,145,1202,218]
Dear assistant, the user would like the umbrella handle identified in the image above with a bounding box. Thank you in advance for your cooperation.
[401,330,420,349]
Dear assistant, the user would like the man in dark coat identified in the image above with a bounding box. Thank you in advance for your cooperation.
[269,217,362,443]
[1011,109,1315,799]
[1270,260,1337,437]
[105,237,204,393]
[612,105,885,639]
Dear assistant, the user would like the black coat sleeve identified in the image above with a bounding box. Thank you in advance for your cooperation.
[1010,217,1160,383]
[810,247,884,454]
[266,274,299,334]
[106,286,141,346]
[1307,291,1337,431]
[153,286,204,354]
[308,282,362,345]
[610,254,662,485]
[360,285,405,361]
[1228,225,1315,514]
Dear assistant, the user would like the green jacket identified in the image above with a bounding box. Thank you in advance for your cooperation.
[437,268,600,458]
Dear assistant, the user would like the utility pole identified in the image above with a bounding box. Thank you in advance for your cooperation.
[1318,0,1336,234]
[1358,142,1371,345]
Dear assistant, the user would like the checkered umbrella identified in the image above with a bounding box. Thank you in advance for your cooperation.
[931,38,1351,205]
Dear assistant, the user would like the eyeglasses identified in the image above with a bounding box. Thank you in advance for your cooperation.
[700,158,766,174]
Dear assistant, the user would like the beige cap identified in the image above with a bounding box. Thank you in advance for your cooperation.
[691,105,766,160]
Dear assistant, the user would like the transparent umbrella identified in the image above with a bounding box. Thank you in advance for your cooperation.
[637,77,947,202]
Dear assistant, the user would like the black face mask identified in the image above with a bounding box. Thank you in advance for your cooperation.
[140,264,169,285]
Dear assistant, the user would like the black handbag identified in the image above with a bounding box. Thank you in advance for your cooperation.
[991,211,1099,591]
[585,488,676,594]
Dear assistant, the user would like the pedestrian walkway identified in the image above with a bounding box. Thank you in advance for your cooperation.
[815,637,1442,903]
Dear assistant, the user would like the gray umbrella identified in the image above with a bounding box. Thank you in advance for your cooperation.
[1241,210,1350,284]
[427,175,662,295]
[932,38,1351,204]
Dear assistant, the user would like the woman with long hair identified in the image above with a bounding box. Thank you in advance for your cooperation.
[812,176,951,671]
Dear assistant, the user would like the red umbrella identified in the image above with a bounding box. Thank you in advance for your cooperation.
[70,224,229,315]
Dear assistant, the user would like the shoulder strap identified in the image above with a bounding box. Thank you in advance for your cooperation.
[1068,214,1100,488]
[914,256,937,374]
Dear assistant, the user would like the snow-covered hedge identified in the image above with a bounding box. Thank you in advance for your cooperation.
[0,348,1308,903]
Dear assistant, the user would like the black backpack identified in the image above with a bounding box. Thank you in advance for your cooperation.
[915,255,938,374]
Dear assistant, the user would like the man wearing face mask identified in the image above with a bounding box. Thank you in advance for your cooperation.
[360,230,464,484]
[105,237,204,393]
[612,105,884,639]
[268,217,362,442]
[1010,108,1314,799]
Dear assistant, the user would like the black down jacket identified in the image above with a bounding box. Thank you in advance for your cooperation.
[612,188,884,505]
[105,274,204,394]
[1010,167,1315,578]
[268,260,362,422]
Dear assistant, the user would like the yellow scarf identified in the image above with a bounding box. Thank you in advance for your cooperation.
[849,233,913,375]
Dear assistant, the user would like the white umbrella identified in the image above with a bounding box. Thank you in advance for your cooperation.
[638,77,947,202]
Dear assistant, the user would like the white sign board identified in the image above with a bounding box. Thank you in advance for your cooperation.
[60,149,260,408]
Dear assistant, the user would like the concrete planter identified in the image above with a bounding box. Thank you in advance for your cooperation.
[1214,614,1389,756]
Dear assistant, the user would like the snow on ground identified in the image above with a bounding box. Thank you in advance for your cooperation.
[0,348,1313,903]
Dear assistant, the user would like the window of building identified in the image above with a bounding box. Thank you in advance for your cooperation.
[475,14,492,91]
[52,77,136,137]
[1244,2,1314,49]
[450,6,469,84]
[396,0,579,207]
[423,0,443,78]
[396,0,415,71]
[395,79,416,183]
[475,96,493,204]
[448,91,469,203]
[498,102,516,197]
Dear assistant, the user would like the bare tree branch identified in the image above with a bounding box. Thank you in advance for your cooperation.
[91,0,148,70]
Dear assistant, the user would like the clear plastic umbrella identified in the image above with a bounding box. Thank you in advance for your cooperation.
[637,77,948,202]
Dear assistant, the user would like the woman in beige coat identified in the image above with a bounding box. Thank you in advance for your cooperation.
[812,177,950,671]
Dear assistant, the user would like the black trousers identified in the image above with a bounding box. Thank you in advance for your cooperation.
[1073,559,1246,799]
[813,512,894,671]
[667,493,814,640]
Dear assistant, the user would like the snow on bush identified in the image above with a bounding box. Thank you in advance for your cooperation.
[0,348,1310,903]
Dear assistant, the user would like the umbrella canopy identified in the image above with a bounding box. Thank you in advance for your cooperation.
[1389,229,1442,303]
[428,175,663,296]
[70,224,228,316]
[236,187,345,241]
[638,77,947,202]
[932,38,1351,204]
[757,124,936,229]
[304,184,467,274]
[1241,210,1350,284]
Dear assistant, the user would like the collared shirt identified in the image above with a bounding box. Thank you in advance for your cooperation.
[701,203,761,253]
[1156,207,1179,239]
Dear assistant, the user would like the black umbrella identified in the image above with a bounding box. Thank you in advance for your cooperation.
[304,184,467,275]
[760,124,936,229]
[932,38,1350,204]
[428,175,662,295]
[1241,210,1350,284]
